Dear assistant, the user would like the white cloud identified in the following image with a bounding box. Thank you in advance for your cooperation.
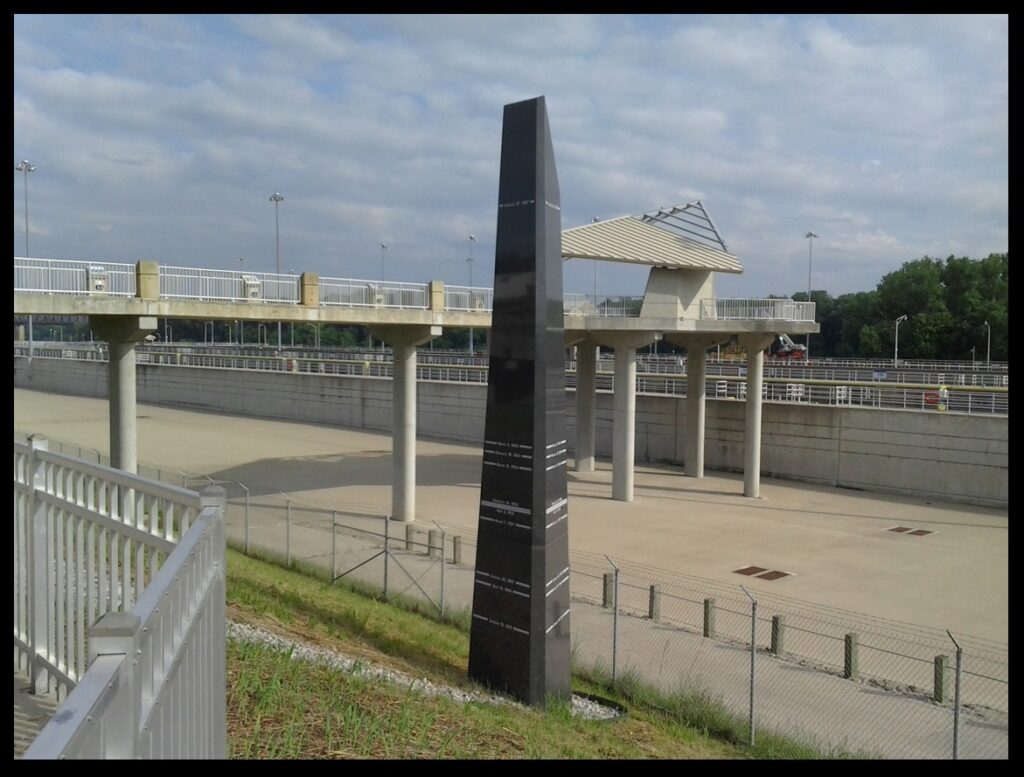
[12,14,1007,296]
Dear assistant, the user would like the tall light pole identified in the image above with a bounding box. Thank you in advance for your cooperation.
[894,314,907,368]
[16,160,36,353]
[467,234,476,355]
[380,241,388,282]
[805,231,818,361]
[984,320,990,366]
[269,193,284,348]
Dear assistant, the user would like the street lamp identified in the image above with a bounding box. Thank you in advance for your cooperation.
[270,193,284,348]
[894,314,907,367]
[984,320,990,366]
[380,241,389,282]
[467,234,476,355]
[805,231,818,360]
[16,160,36,353]
[971,346,976,369]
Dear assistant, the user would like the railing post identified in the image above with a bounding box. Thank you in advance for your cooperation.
[88,612,143,759]
[606,556,619,686]
[27,434,50,695]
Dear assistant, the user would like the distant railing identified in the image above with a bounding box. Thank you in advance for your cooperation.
[18,345,1009,416]
[16,438,226,759]
[565,294,644,317]
[14,257,136,297]
[702,298,816,322]
[320,277,428,309]
[160,266,300,304]
[444,285,494,312]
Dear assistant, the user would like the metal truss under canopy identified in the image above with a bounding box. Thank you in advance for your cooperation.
[561,201,743,274]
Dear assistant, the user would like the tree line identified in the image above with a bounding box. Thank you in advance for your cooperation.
[794,253,1006,362]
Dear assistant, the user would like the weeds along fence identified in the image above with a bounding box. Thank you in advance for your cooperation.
[15,431,1009,760]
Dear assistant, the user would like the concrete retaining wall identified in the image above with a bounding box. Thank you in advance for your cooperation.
[14,356,1008,508]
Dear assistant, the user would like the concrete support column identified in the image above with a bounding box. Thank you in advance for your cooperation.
[592,331,659,503]
[575,342,596,472]
[393,339,417,522]
[740,334,775,498]
[370,324,441,523]
[686,346,707,477]
[613,345,637,501]
[109,339,138,473]
[89,316,157,475]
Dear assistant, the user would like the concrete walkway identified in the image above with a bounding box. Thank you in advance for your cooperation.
[13,663,60,758]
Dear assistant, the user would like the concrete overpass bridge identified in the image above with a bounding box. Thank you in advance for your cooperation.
[13,205,819,521]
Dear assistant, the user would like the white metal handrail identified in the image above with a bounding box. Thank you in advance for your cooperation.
[160,266,300,303]
[14,439,201,701]
[444,285,494,311]
[23,502,226,759]
[701,298,816,322]
[319,276,429,309]
[15,257,136,297]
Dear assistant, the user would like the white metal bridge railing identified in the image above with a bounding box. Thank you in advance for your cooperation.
[443,284,493,312]
[701,298,816,322]
[14,257,137,297]
[319,277,429,309]
[15,437,226,759]
[160,266,301,304]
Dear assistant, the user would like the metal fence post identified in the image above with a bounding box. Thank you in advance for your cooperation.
[331,510,337,582]
[741,586,757,747]
[239,482,250,554]
[383,516,390,599]
[285,495,292,567]
[438,525,446,617]
[27,435,50,695]
[948,631,963,759]
[605,556,619,686]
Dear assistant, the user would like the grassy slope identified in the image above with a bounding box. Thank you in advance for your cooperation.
[226,548,842,759]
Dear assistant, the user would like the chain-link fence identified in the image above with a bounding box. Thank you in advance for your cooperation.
[14,430,1009,759]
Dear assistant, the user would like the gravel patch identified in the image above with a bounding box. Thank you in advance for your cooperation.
[227,621,622,721]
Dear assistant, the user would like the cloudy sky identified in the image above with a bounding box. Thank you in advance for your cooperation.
[13,14,1008,299]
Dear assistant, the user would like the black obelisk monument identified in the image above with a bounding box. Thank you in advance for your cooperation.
[468,96,571,706]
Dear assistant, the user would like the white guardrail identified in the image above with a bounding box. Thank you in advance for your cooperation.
[13,345,1009,416]
[320,277,428,309]
[701,298,816,322]
[15,257,136,297]
[15,437,226,759]
[160,266,300,304]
